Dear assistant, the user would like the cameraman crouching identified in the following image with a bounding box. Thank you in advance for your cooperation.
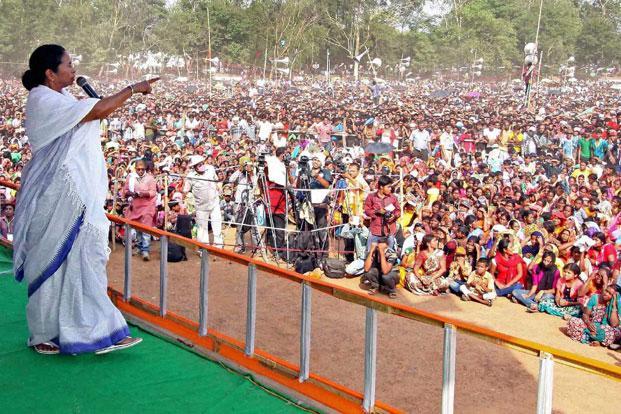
[363,175,400,251]
[360,240,399,299]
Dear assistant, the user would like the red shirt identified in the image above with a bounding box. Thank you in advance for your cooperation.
[267,180,286,215]
[363,192,401,236]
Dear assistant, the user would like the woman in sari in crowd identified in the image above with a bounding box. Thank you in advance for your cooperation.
[490,238,525,297]
[513,251,559,311]
[588,231,618,267]
[578,267,610,305]
[405,234,448,295]
[566,284,620,347]
[538,263,584,319]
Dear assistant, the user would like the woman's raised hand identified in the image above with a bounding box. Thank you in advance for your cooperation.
[132,77,160,95]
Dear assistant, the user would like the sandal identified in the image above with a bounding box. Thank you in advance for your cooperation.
[486,299,493,307]
[95,336,143,355]
[461,294,470,301]
[367,288,378,296]
[33,342,60,355]
[388,292,397,299]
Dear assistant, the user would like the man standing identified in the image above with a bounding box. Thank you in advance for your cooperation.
[439,125,456,166]
[229,161,260,253]
[184,155,223,248]
[363,175,400,250]
[124,159,157,261]
[264,147,290,261]
[316,117,333,149]
[409,122,431,161]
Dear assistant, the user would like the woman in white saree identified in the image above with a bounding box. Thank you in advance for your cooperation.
[14,44,158,355]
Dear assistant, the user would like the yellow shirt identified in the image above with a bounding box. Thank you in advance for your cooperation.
[571,168,591,179]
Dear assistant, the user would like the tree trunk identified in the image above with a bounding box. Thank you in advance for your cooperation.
[353,24,361,81]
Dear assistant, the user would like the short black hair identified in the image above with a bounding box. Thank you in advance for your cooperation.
[378,175,393,188]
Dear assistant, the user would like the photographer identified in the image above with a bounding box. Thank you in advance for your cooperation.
[308,156,333,254]
[363,175,401,250]
[264,147,290,261]
[229,161,260,253]
[360,241,399,299]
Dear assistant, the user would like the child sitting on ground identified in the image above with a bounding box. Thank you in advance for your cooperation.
[460,258,496,306]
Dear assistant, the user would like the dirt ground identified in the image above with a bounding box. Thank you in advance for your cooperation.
[107,237,621,414]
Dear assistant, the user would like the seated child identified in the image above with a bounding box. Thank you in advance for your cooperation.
[460,258,496,306]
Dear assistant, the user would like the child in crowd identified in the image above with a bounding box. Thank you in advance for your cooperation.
[460,258,496,306]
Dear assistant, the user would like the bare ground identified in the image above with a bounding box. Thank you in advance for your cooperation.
[107,238,621,414]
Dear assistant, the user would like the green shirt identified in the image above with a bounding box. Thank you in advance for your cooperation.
[577,137,592,158]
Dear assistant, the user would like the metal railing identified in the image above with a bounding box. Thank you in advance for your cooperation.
[108,215,621,414]
[2,179,620,414]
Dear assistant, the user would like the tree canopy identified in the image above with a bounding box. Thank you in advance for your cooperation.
[1,0,620,76]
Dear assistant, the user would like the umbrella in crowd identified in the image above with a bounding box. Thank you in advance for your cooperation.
[364,142,393,154]
[429,89,452,99]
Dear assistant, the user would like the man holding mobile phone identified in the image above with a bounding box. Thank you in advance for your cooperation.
[363,175,400,251]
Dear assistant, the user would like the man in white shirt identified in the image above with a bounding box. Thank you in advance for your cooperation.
[439,126,456,166]
[483,122,501,152]
[409,122,431,161]
[183,155,223,248]
[133,118,145,141]
[257,117,273,142]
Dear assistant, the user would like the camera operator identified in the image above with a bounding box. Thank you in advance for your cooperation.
[363,175,401,250]
[360,241,399,299]
[339,161,370,261]
[229,161,260,253]
[308,156,334,255]
[264,147,290,261]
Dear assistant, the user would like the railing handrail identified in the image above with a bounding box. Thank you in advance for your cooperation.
[3,178,621,384]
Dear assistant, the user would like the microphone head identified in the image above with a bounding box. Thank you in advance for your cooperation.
[76,76,88,87]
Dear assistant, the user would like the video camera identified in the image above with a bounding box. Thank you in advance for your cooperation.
[257,152,269,169]
[298,155,310,180]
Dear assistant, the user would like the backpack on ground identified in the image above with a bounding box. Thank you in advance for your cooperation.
[322,257,346,279]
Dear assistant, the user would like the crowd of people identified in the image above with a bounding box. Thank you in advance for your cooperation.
[1,72,621,350]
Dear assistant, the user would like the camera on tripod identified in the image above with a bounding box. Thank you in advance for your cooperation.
[334,159,347,173]
[283,153,291,166]
[257,152,269,169]
[298,155,310,180]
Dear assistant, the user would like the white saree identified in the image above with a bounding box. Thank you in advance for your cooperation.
[13,85,129,353]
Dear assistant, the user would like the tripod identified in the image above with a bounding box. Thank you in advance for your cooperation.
[234,187,268,262]
[255,163,285,262]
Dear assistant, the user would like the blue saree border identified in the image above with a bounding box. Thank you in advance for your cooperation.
[59,325,130,354]
[26,211,85,298]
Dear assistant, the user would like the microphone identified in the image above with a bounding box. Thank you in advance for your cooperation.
[76,76,101,99]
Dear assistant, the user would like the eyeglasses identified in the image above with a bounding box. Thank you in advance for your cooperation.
[136,168,145,171]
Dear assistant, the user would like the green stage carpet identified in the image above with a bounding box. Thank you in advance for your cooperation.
[0,246,309,413]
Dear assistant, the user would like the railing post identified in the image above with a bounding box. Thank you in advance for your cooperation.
[536,352,554,414]
[245,264,257,356]
[198,249,209,336]
[442,324,457,414]
[123,224,132,302]
[299,282,312,382]
[159,235,168,316]
[362,307,377,413]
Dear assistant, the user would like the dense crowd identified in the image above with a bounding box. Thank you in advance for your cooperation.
[2,74,621,349]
